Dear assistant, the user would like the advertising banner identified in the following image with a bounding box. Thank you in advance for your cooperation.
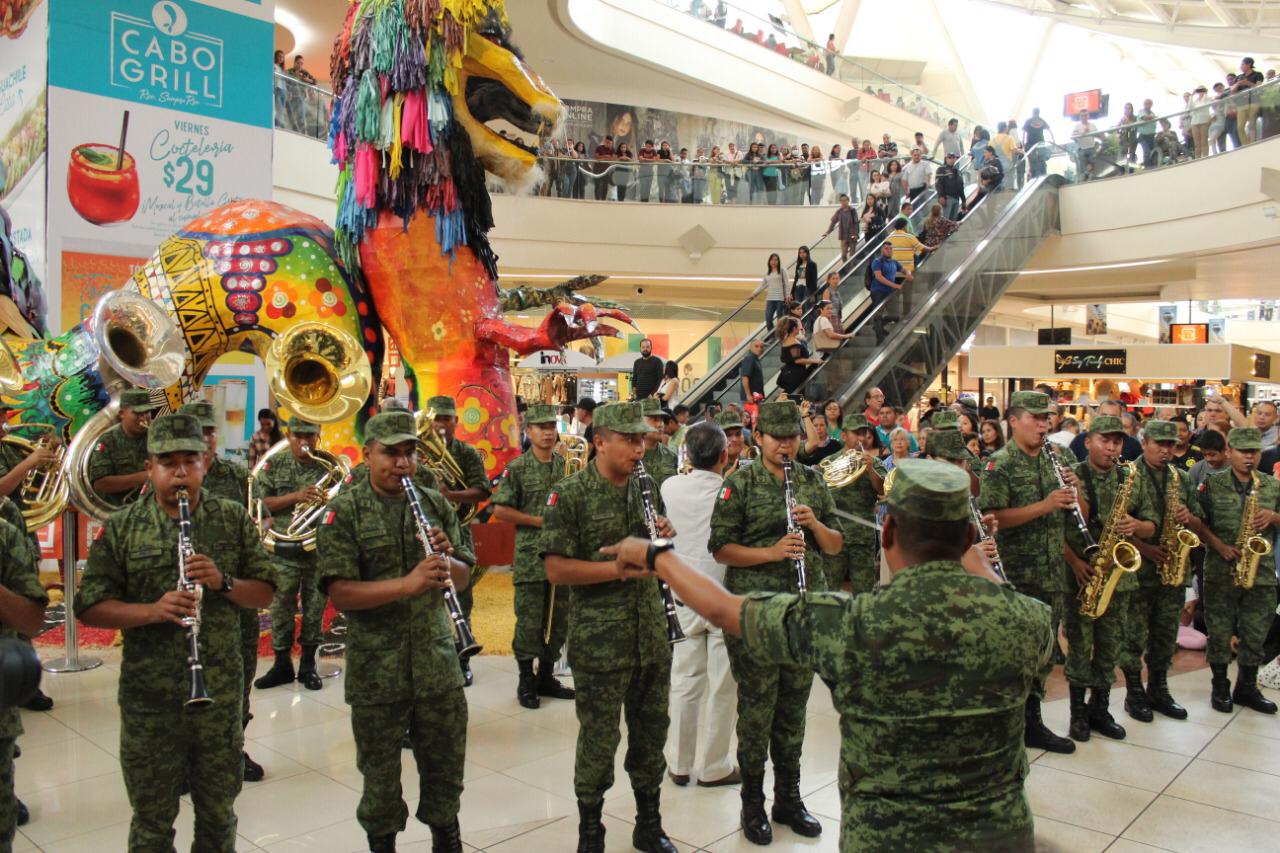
[0,0,48,286]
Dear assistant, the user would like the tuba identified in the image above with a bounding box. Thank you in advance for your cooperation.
[820,448,866,489]
[249,438,350,557]
[265,322,373,423]
[1078,461,1142,618]
[415,410,479,523]
[1230,469,1273,589]
[1157,466,1200,587]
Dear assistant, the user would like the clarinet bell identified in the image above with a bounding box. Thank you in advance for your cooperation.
[186,665,214,709]
[666,617,687,645]
[454,623,483,661]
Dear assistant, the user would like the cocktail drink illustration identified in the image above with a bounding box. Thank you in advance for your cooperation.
[67,143,140,226]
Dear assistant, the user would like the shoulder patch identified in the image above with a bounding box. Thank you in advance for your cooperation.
[322,509,337,526]
[719,486,732,500]
[95,442,105,452]
[985,460,996,472]
[1198,482,1207,493]
[547,492,558,507]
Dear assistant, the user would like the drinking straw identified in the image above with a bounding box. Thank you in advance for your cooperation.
[115,111,130,171]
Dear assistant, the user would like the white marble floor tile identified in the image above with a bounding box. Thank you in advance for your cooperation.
[19,771,134,846]
[234,771,363,849]
[1032,815,1116,852]
[1123,794,1280,853]
[1163,759,1280,821]
[1034,738,1191,792]
[457,771,577,849]
[464,715,577,772]
[14,735,120,796]
[1025,764,1156,836]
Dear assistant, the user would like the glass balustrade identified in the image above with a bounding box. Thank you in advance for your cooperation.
[274,72,332,140]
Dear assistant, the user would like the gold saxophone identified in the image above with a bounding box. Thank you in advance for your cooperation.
[1078,461,1142,618]
[1157,466,1200,586]
[1231,470,1273,589]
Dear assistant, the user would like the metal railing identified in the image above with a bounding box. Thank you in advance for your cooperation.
[274,71,331,140]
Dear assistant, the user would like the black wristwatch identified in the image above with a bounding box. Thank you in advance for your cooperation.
[220,574,235,594]
[646,538,675,571]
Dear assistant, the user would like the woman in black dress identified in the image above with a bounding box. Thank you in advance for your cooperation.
[776,317,824,396]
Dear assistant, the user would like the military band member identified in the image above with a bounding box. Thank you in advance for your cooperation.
[709,400,842,845]
[979,389,1078,754]
[342,398,440,494]
[253,417,329,691]
[76,414,276,852]
[639,399,678,487]
[1121,420,1195,722]
[716,410,751,475]
[1184,426,1280,715]
[607,459,1052,852]
[827,414,886,594]
[426,396,490,688]
[87,388,159,508]
[489,403,575,709]
[178,401,265,782]
[540,402,679,853]
[317,411,472,853]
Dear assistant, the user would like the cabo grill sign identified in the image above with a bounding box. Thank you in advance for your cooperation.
[1054,349,1127,375]
[111,1,223,109]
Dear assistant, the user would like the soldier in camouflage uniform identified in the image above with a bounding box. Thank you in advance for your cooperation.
[425,396,490,688]
[178,401,265,782]
[611,458,1052,852]
[639,399,678,487]
[540,402,679,853]
[709,400,842,845]
[824,414,885,593]
[1122,420,1197,722]
[252,417,330,691]
[317,411,473,853]
[1062,415,1157,743]
[490,403,576,709]
[86,387,159,508]
[342,399,440,494]
[1186,427,1280,715]
[76,414,276,853]
[716,410,752,477]
[979,389,1078,755]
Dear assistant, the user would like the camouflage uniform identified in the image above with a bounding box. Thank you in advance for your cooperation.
[86,427,149,509]
[741,460,1051,852]
[442,435,488,620]
[316,412,472,841]
[0,440,33,519]
[639,399,678,488]
[76,415,276,853]
[826,414,885,593]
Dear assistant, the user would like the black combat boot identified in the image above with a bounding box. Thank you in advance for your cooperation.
[1232,665,1278,714]
[16,799,28,826]
[576,800,605,853]
[1210,663,1233,713]
[253,649,294,689]
[632,790,677,853]
[429,817,463,853]
[739,771,772,845]
[537,658,576,700]
[1068,686,1091,742]
[460,657,474,688]
[1024,696,1075,753]
[1145,669,1187,719]
[1122,669,1153,722]
[516,659,540,709]
[771,768,822,837]
[296,645,322,690]
[366,833,396,853]
[1087,688,1126,740]
[19,688,53,711]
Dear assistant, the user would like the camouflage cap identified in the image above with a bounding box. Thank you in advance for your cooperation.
[1228,426,1263,450]
[930,409,959,430]
[927,428,972,462]
[379,397,410,412]
[524,403,558,425]
[885,458,971,522]
[1143,419,1178,442]
[756,401,803,437]
[119,388,160,413]
[177,401,217,429]
[147,414,206,455]
[1009,390,1051,415]
[287,416,320,435]
[594,402,654,435]
[840,413,871,432]
[427,396,457,416]
[1087,415,1125,435]
[639,398,671,419]
[364,411,418,446]
[715,410,744,430]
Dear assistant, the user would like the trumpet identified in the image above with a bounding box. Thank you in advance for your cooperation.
[1044,436,1099,558]
[780,455,809,593]
[176,488,213,708]
[416,411,478,523]
[969,496,1008,583]
[249,439,350,557]
[634,460,686,644]
[402,476,481,659]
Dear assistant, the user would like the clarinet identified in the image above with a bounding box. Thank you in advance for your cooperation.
[175,489,213,708]
[969,496,1009,584]
[1042,437,1100,557]
[401,476,482,659]
[780,455,809,593]
[633,460,686,644]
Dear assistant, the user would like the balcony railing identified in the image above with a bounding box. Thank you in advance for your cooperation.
[274,71,331,140]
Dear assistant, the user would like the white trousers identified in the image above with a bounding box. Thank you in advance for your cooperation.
[664,602,738,779]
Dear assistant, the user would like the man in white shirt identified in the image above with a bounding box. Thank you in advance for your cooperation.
[1071,111,1099,178]
[902,148,932,201]
[661,421,739,788]
[933,118,964,161]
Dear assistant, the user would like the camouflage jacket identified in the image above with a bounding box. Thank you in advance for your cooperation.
[979,442,1067,593]
[1193,469,1280,587]
[490,450,568,584]
[252,451,328,550]
[0,505,47,739]
[1133,461,1197,587]
[539,463,672,672]
[641,444,678,489]
[316,475,474,704]
[740,562,1051,851]
[831,458,887,548]
[0,441,30,515]
[85,423,148,507]
[709,459,838,594]
[1069,460,1158,594]
[203,456,248,507]
[446,437,490,548]
[76,492,276,713]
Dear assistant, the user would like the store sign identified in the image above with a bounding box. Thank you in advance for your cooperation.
[1170,323,1208,344]
[1054,349,1127,375]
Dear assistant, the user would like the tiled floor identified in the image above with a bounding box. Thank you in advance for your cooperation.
[13,650,1280,852]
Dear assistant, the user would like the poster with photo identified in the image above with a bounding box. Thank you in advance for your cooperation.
[1085,303,1107,336]
[558,98,782,156]
[1157,305,1178,344]
[0,0,48,285]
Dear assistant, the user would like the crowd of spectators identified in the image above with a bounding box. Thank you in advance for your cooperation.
[273,51,327,137]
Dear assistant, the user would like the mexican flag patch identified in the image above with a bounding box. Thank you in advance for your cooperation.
[719,486,732,500]
[547,492,558,507]
[322,510,337,526]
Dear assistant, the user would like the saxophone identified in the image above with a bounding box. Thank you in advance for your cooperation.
[1157,466,1200,587]
[1231,470,1273,589]
[1078,461,1143,618]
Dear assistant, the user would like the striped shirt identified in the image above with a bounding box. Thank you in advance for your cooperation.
[887,230,926,273]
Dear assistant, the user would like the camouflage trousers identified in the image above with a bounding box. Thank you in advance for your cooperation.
[457,528,475,620]
[1011,583,1061,700]
[724,634,813,776]
[268,556,324,652]
[351,690,468,836]
[1120,584,1184,674]
[511,580,569,663]
[573,662,672,806]
[1204,579,1276,667]
[0,738,14,852]
[240,607,260,724]
[827,539,877,594]
[1064,590,1130,689]
[120,707,243,852]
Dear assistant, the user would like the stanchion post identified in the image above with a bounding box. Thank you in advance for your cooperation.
[43,509,103,673]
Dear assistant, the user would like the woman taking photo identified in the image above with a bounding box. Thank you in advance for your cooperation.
[762,252,789,334]
[777,317,824,396]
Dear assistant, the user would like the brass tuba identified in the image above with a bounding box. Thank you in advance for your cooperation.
[820,448,867,489]
[265,322,373,423]
[1230,469,1273,589]
[415,410,479,523]
[249,438,350,557]
[1078,461,1143,618]
[1157,465,1200,587]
